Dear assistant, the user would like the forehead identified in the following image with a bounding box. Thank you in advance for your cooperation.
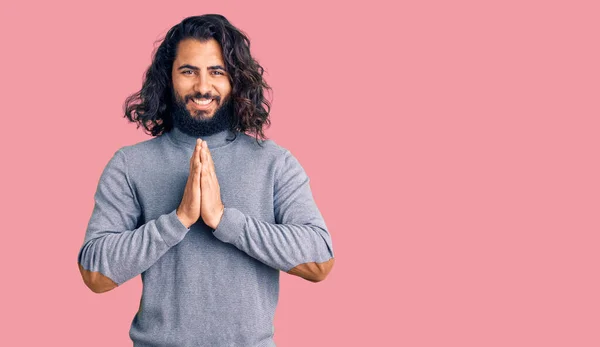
[174,38,224,65]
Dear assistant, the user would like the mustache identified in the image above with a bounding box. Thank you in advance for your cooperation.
[186,93,221,103]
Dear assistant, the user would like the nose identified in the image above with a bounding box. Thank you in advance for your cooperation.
[193,71,212,96]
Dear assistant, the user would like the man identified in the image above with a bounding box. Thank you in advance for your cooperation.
[77,14,335,346]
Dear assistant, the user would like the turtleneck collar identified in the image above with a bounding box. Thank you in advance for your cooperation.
[166,125,237,150]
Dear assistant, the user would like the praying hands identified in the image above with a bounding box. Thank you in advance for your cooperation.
[176,139,225,229]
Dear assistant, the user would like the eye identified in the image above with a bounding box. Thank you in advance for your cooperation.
[182,70,194,75]
[211,70,224,76]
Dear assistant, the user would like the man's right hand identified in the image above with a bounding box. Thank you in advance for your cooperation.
[176,139,203,229]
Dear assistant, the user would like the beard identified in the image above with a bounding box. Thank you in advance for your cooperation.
[170,87,234,137]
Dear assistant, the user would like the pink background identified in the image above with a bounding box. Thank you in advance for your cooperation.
[1,0,598,346]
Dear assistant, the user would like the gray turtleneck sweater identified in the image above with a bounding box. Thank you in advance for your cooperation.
[77,127,335,346]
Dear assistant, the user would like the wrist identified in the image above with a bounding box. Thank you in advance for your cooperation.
[176,209,192,229]
[211,206,225,229]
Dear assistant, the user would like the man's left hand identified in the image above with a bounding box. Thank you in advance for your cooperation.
[199,140,225,229]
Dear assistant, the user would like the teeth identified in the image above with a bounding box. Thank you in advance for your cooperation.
[193,98,212,105]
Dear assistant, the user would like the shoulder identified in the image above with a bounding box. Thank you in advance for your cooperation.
[246,134,307,174]
[231,133,307,177]
[234,132,291,161]
[93,136,167,178]
[117,135,165,158]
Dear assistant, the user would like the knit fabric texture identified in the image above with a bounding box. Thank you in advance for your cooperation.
[77,126,334,346]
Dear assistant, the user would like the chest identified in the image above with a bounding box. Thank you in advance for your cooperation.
[131,149,277,224]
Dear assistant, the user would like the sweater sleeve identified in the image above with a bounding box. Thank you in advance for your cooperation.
[77,149,190,286]
[212,149,334,272]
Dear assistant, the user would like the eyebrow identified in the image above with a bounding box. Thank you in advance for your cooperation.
[177,64,226,71]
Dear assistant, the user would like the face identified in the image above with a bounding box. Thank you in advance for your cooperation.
[171,38,232,120]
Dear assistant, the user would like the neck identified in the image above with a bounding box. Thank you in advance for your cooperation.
[167,125,236,149]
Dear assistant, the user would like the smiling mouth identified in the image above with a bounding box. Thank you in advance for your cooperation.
[192,98,212,105]
[190,98,215,110]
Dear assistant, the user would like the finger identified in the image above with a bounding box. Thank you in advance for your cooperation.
[200,141,208,163]
[200,145,206,168]
[205,146,216,178]
[195,146,202,172]
[202,145,207,165]
[194,165,202,192]
[201,148,210,177]
[192,138,202,164]
[190,157,200,194]
[200,145,210,183]
[197,144,204,178]
[195,138,202,152]
[185,140,200,189]
[195,141,202,168]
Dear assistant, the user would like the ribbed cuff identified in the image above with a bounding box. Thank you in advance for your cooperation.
[212,207,246,244]
[157,209,191,247]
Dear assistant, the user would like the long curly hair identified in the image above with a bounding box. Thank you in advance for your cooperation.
[124,14,272,142]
